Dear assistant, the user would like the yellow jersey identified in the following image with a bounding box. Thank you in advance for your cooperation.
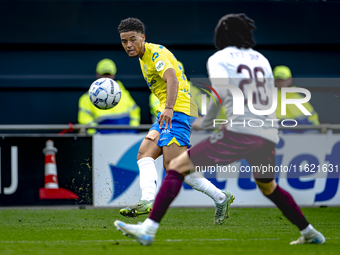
[139,42,198,117]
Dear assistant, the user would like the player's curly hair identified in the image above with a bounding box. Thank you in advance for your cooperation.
[118,17,145,34]
[214,13,256,50]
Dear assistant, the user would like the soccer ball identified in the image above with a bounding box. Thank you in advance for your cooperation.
[89,78,121,109]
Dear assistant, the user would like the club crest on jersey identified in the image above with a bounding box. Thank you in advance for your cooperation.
[155,60,165,72]
[152,52,159,62]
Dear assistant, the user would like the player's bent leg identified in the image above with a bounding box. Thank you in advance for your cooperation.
[290,229,326,245]
[119,200,155,218]
[256,179,309,228]
[120,131,161,218]
[255,179,277,196]
[166,148,192,175]
[136,130,162,161]
[115,170,185,246]
[256,179,325,245]
[162,143,189,173]
[168,150,235,225]
[214,191,235,225]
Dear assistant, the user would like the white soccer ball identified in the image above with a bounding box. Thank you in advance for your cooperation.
[89,78,121,109]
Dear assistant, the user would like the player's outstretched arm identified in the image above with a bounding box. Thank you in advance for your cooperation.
[158,68,178,129]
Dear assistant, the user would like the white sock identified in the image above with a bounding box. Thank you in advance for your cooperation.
[184,172,226,204]
[300,224,315,237]
[138,157,158,201]
[142,218,159,235]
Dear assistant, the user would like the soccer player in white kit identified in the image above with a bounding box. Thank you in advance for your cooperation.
[114,13,325,246]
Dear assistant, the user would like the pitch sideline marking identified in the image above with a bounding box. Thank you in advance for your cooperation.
[0,237,336,244]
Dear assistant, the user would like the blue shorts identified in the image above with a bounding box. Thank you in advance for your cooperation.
[150,111,196,147]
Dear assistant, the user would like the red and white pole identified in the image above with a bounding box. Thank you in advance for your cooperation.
[43,140,59,189]
[39,139,79,200]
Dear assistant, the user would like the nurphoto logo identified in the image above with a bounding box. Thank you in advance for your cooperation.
[193,78,312,128]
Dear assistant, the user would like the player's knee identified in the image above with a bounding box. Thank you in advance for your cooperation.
[145,130,159,141]
[259,186,272,196]
[256,179,277,196]
[137,152,158,162]
[164,158,181,172]
[136,144,161,162]
[168,157,188,174]
[163,158,171,170]
[168,157,179,171]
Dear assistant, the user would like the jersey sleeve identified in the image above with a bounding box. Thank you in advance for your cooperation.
[207,55,229,78]
[199,93,223,129]
[153,51,174,78]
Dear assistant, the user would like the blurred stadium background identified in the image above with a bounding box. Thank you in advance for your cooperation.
[1,0,340,125]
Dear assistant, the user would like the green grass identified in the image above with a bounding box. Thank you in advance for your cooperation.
[0,207,339,255]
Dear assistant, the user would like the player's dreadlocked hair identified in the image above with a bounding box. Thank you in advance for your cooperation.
[214,13,256,50]
[118,17,145,34]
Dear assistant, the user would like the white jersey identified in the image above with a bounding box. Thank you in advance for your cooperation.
[201,46,279,144]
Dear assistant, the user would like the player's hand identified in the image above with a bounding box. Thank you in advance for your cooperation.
[159,108,173,129]
[218,123,226,131]
[192,117,203,131]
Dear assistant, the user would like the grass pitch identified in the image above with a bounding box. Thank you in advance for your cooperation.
[0,207,339,255]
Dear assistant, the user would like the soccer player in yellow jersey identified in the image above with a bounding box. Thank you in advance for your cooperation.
[118,17,233,223]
